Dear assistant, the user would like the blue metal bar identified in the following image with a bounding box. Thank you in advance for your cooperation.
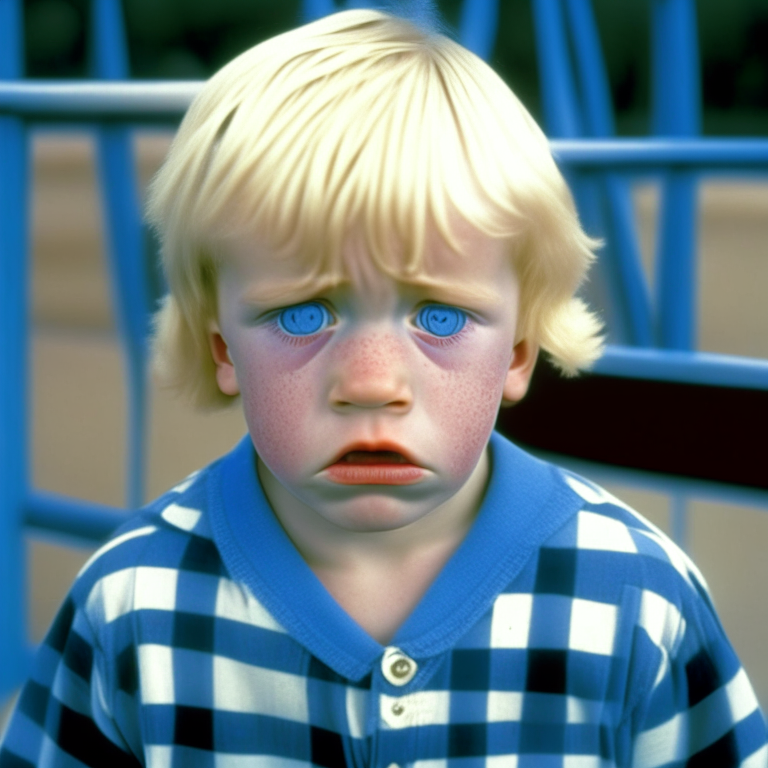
[562,0,653,347]
[563,0,613,137]
[531,0,652,345]
[528,0,603,353]
[25,492,132,544]
[550,139,768,168]
[91,0,150,509]
[651,0,701,353]
[593,345,768,390]
[459,0,498,61]
[0,119,30,694]
[531,0,583,138]
[0,0,31,699]
[91,0,130,80]
[0,0,23,80]
[0,81,203,118]
[655,172,699,349]
[651,0,701,137]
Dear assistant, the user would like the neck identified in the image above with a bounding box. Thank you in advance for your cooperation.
[257,450,490,643]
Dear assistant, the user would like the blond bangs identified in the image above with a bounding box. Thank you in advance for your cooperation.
[152,17,532,278]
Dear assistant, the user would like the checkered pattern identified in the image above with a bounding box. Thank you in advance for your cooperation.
[2,433,766,767]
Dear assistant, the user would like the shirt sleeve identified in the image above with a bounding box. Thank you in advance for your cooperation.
[0,595,141,768]
[620,576,768,767]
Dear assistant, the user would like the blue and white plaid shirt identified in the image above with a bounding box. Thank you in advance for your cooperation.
[2,432,766,767]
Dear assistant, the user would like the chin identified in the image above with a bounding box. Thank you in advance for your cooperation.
[324,498,427,533]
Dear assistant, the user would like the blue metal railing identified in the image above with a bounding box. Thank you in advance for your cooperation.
[533,0,710,355]
[0,0,153,697]
[0,0,32,698]
[532,0,653,347]
[91,0,153,514]
[1,0,766,701]
[649,0,701,352]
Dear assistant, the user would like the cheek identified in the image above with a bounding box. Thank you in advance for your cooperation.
[236,349,317,479]
[428,350,510,477]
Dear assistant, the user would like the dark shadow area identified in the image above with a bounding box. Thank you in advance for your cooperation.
[497,359,768,490]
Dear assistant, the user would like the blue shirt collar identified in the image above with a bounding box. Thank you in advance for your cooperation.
[208,431,582,681]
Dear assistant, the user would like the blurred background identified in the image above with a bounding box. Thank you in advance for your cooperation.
[22,0,768,132]
[5,0,768,725]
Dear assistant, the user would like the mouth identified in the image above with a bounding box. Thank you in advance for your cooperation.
[324,444,426,485]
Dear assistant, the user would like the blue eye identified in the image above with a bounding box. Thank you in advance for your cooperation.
[416,304,467,337]
[277,302,332,336]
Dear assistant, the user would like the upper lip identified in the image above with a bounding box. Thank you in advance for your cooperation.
[326,441,421,467]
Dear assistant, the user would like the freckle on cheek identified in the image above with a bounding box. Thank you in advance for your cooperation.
[433,365,506,477]
[241,370,307,477]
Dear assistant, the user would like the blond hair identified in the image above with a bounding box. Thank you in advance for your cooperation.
[147,8,603,409]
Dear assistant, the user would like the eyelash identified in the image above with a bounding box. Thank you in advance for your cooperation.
[415,321,472,348]
[268,324,326,346]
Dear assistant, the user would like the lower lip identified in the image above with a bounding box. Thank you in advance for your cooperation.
[324,464,426,485]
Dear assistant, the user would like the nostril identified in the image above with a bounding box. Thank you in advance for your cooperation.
[333,393,411,410]
[330,375,412,410]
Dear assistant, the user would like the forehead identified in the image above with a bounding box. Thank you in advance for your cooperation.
[216,224,516,306]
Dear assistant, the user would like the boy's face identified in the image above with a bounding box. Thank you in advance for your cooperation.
[210,226,537,533]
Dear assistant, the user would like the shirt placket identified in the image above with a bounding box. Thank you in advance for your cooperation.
[366,646,426,768]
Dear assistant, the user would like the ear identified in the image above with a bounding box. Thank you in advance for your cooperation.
[208,323,240,397]
[501,339,538,406]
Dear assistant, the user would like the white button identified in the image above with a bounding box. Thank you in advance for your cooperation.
[391,701,405,716]
[382,647,417,686]
[386,764,400,768]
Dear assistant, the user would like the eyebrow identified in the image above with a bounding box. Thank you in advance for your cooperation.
[236,272,504,308]
[238,274,346,307]
[401,276,504,305]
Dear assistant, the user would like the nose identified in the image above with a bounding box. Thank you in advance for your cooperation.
[329,333,413,412]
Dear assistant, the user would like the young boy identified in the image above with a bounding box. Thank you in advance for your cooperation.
[2,8,766,767]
